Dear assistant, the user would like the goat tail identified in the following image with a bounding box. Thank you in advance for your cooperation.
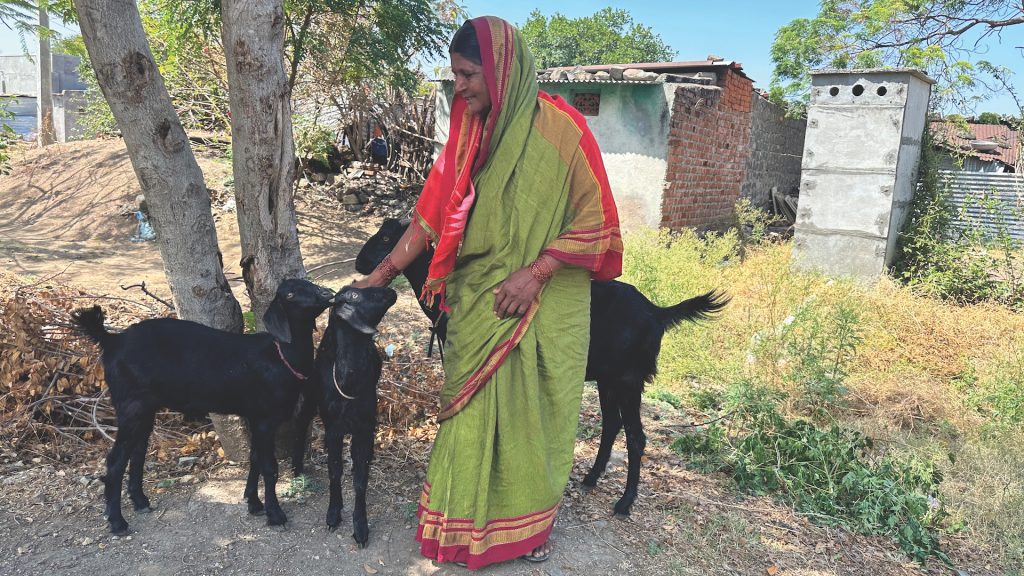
[70,305,111,347]
[657,290,730,330]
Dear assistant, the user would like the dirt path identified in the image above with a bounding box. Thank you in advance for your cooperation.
[0,139,978,575]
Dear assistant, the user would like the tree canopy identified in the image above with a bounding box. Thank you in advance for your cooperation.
[770,0,1024,115]
[519,7,675,69]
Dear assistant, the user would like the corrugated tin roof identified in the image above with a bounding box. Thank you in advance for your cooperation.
[930,121,1020,168]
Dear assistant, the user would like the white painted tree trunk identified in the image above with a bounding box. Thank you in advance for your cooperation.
[221,0,305,325]
[36,3,54,146]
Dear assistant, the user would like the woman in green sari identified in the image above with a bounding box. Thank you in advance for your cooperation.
[356,16,622,569]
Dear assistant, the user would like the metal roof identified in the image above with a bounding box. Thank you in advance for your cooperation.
[931,121,1020,168]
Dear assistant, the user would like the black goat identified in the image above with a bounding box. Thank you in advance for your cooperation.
[70,279,334,534]
[291,286,397,547]
[356,218,728,516]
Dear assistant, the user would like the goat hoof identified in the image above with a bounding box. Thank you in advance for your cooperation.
[613,500,634,517]
[353,534,369,548]
[326,510,342,531]
[266,509,287,526]
[108,519,129,535]
[247,500,265,515]
[134,505,153,513]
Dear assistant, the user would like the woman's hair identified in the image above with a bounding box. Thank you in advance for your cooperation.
[449,20,481,64]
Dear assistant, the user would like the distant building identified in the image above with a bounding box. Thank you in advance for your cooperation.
[930,120,1019,173]
[436,60,807,232]
[0,53,86,96]
[0,53,88,141]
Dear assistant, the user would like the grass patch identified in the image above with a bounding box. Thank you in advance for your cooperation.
[621,221,1024,571]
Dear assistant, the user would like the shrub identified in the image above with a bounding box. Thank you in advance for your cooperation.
[894,128,1023,309]
[675,380,949,564]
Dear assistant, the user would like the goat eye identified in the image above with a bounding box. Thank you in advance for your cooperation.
[286,293,294,299]
[381,236,389,243]
[349,292,360,301]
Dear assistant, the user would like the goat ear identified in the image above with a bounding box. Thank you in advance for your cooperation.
[262,298,293,343]
[338,303,377,335]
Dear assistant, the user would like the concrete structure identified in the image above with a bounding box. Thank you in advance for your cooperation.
[52,90,89,141]
[3,90,89,141]
[540,80,679,230]
[0,54,86,96]
[436,61,806,232]
[792,69,935,281]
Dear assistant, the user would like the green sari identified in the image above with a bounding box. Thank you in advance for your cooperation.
[414,16,621,569]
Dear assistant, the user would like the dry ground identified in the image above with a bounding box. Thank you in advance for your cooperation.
[0,140,987,575]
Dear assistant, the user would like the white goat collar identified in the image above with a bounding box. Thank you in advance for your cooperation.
[332,367,357,400]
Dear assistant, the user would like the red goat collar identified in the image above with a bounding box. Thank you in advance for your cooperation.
[274,340,307,380]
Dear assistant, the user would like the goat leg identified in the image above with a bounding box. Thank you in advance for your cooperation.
[291,393,318,476]
[614,394,646,517]
[244,439,264,514]
[349,430,373,547]
[582,383,623,489]
[324,422,346,532]
[126,411,156,512]
[103,421,138,534]
[252,422,287,526]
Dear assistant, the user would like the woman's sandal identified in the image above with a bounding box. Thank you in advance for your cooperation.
[521,544,551,563]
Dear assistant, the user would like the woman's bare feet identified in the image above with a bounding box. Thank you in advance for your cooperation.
[522,541,551,562]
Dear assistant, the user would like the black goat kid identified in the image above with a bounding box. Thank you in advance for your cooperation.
[356,218,728,516]
[71,279,334,534]
[295,286,397,547]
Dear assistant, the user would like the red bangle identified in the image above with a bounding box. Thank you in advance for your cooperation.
[529,258,553,284]
[375,253,401,285]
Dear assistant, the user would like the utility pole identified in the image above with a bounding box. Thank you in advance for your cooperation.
[37,1,55,146]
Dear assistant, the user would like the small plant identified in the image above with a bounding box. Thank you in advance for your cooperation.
[688,386,722,413]
[749,298,861,418]
[674,379,949,564]
[781,300,860,416]
[0,98,17,175]
[961,345,1024,429]
[294,117,337,165]
[733,198,784,260]
[670,423,726,473]
[646,387,684,410]
[242,311,256,334]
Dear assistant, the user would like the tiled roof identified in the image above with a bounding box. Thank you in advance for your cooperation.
[930,121,1020,168]
[538,60,747,78]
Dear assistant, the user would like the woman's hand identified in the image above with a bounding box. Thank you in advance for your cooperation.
[350,276,378,289]
[493,267,542,319]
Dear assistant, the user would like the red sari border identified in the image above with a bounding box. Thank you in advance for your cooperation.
[416,481,558,570]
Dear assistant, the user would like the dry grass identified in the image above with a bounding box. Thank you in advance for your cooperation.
[623,232,1024,572]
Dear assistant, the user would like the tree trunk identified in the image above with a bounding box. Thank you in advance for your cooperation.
[221,0,305,326]
[36,3,54,147]
[75,0,247,456]
[221,0,306,462]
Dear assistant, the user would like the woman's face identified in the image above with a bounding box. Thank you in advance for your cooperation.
[451,52,491,116]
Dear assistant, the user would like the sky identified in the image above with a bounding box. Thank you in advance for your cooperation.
[1,1,1021,114]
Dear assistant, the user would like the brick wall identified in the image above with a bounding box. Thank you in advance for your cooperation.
[661,69,754,231]
[741,94,806,210]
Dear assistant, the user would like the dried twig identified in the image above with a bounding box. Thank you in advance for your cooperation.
[120,282,175,312]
